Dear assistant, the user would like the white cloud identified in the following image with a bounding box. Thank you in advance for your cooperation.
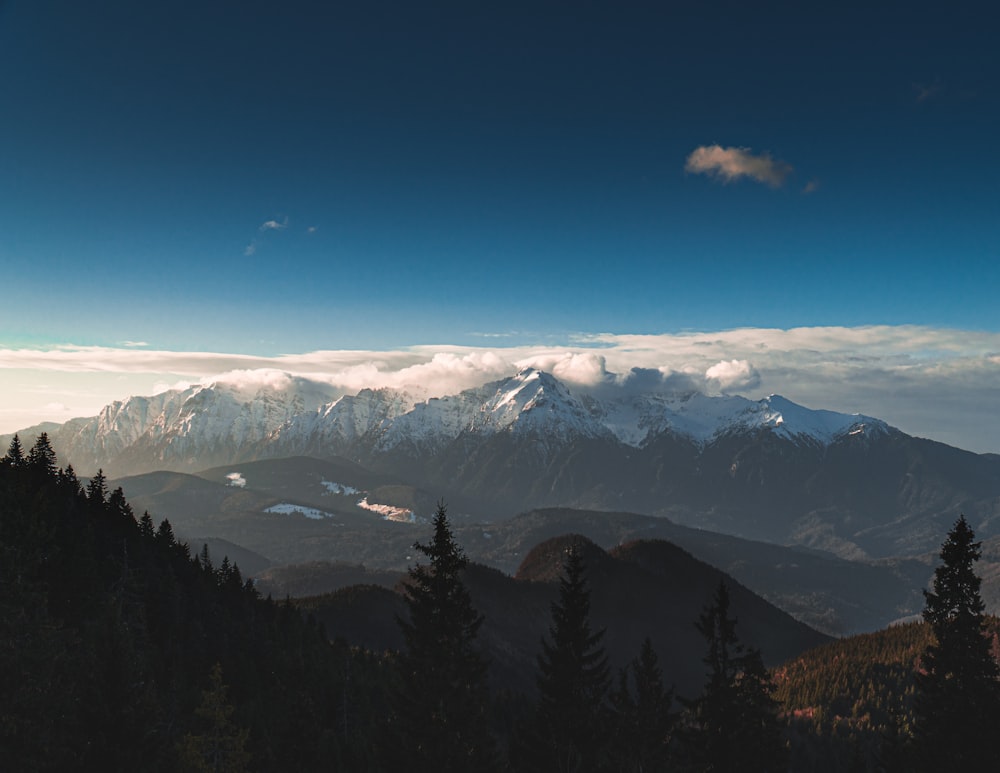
[685,144,793,187]
[3,326,1000,453]
[259,217,288,231]
[705,359,761,392]
[243,217,289,255]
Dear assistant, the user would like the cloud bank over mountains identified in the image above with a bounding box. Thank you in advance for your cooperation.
[2,325,999,454]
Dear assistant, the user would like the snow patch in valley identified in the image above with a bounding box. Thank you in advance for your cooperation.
[321,480,360,496]
[265,503,333,520]
[226,472,246,488]
[356,497,415,523]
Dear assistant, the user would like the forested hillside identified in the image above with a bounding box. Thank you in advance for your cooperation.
[0,434,389,770]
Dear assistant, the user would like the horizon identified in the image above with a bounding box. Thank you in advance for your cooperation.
[3,324,1000,454]
[2,3,997,452]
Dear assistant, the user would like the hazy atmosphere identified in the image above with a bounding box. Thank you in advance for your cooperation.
[1,1,997,451]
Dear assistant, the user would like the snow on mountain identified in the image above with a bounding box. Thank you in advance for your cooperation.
[469,368,606,438]
[140,376,341,457]
[742,394,888,444]
[3,367,891,474]
[641,391,887,446]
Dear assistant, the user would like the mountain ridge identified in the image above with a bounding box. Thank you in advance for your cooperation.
[5,368,999,558]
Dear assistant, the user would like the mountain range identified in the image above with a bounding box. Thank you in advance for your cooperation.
[5,367,1000,559]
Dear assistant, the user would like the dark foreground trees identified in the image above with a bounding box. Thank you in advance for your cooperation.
[684,581,787,772]
[516,546,611,772]
[912,515,1000,771]
[610,637,677,772]
[0,435,380,771]
[388,502,497,771]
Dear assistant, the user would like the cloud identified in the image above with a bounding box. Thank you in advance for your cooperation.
[802,179,820,194]
[705,359,761,392]
[685,145,793,187]
[3,327,1000,453]
[244,216,289,255]
[306,226,318,234]
[259,217,288,231]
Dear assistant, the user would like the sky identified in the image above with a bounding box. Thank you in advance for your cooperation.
[1,1,998,452]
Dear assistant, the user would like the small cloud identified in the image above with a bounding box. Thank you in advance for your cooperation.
[259,217,288,232]
[244,216,289,255]
[914,77,944,103]
[306,226,318,234]
[802,179,820,194]
[471,331,521,339]
[120,341,149,348]
[685,144,793,187]
[226,472,247,488]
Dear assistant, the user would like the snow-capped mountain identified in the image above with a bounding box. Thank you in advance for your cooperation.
[5,367,999,559]
[4,367,887,476]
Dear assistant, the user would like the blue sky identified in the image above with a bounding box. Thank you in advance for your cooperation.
[1,1,998,450]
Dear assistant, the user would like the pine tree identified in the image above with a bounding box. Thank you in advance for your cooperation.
[87,469,108,505]
[389,502,497,771]
[912,515,1000,771]
[26,432,58,477]
[524,546,611,773]
[176,663,251,773]
[683,581,787,772]
[610,637,676,772]
[3,434,25,467]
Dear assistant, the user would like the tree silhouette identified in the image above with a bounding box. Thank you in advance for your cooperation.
[389,502,497,771]
[176,663,251,772]
[2,434,25,467]
[610,636,676,772]
[27,433,58,477]
[684,581,786,772]
[524,546,611,772]
[913,515,1000,771]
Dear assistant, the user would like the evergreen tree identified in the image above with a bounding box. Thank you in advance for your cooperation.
[523,546,611,773]
[610,637,676,772]
[912,515,1000,771]
[26,433,58,477]
[389,502,497,771]
[683,581,787,772]
[2,434,25,467]
[87,468,108,505]
[138,512,156,539]
[176,663,251,773]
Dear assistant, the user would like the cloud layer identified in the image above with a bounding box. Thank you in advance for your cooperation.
[685,145,793,187]
[2,326,1000,453]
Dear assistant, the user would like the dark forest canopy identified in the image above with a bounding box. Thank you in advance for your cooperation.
[0,434,389,771]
